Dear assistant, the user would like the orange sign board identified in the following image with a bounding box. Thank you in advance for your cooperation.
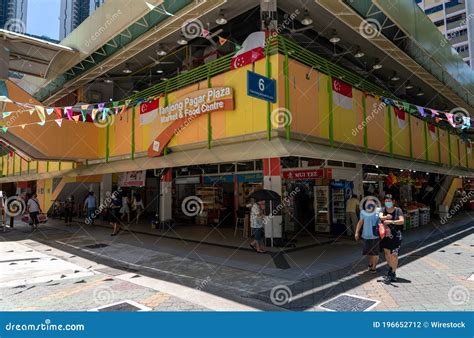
[148,87,234,157]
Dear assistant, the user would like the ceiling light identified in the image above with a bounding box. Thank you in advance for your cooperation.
[416,88,424,96]
[390,71,400,81]
[161,77,168,81]
[132,89,139,94]
[156,45,167,56]
[104,78,113,84]
[354,46,365,58]
[372,59,382,69]
[329,30,340,43]
[405,81,413,90]
[177,35,188,45]
[156,69,164,74]
[301,9,313,26]
[216,9,227,25]
[123,64,132,74]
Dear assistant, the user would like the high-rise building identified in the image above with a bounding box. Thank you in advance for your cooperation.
[59,0,105,40]
[416,0,473,69]
[0,0,28,33]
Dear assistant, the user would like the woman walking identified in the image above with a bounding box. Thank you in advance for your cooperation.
[249,200,266,253]
[110,194,123,236]
[132,192,145,224]
[379,194,404,283]
[355,197,380,273]
[120,193,131,223]
[27,193,41,230]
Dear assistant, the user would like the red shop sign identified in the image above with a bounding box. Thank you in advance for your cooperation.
[282,169,332,180]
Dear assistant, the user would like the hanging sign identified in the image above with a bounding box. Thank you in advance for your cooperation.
[159,87,233,123]
[118,170,147,187]
[148,87,234,157]
[282,169,332,180]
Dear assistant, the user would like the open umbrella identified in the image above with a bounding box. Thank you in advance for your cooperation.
[248,189,281,201]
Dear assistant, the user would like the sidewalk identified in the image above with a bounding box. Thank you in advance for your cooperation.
[1,212,472,311]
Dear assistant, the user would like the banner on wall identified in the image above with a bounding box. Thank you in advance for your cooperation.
[147,87,234,157]
[118,171,147,187]
[140,98,159,125]
[332,78,352,109]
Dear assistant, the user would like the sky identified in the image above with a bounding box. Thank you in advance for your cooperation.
[27,0,60,40]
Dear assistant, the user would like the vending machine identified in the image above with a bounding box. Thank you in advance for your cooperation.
[314,186,330,233]
[330,180,354,235]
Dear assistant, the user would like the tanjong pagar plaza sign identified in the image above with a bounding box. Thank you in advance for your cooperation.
[147,87,234,157]
[159,87,233,123]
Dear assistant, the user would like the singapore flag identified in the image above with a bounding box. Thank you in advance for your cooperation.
[332,78,353,110]
[231,31,266,69]
[140,98,159,125]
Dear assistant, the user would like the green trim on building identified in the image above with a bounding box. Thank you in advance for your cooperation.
[387,106,393,155]
[207,75,212,149]
[131,106,136,160]
[328,77,334,146]
[362,94,368,152]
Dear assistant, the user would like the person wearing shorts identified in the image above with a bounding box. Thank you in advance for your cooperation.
[379,194,404,283]
[249,200,266,253]
[355,197,380,273]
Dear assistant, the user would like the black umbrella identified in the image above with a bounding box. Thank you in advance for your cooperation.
[248,189,281,201]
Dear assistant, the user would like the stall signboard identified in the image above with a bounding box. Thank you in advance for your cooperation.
[236,173,263,182]
[148,87,234,157]
[118,170,147,187]
[282,169,332,180]
[203,175,234,184]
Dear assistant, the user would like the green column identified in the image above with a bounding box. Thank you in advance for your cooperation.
[447,133,452,166]
[207,75,212,149]
[362,94,368,152]
[131,105,136,160]
[106,122,110,163]
[284,53,291,141]
[266,44,272,141]
[328,77,334,146]
[457,138,461,167]
[437,128,441,164]
[423,121,429,161]
[408,114,413,159]
[387,106,393,155]
[465,143,469,169]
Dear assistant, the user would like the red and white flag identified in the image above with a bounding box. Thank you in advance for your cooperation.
[332,78,352,109]
[140,98,159,125]
[394,107,407,129]
[428,123,437,141]
[231,31,266,69]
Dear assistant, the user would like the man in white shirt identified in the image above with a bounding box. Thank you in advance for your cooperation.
[27,193,42,230]
[84,192,97,224]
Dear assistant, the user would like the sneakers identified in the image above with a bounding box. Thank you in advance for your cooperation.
[383,270,397,283]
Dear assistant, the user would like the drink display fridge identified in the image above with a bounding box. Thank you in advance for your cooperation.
[314,186,330,233]
[330,180,354,235]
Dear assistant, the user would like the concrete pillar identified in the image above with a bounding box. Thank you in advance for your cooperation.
[263,158,282,243]
[160,169,172,222]
[0,40,9,80]
[100,174,112,206]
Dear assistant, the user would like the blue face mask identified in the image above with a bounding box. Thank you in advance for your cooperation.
[385,201,393,208]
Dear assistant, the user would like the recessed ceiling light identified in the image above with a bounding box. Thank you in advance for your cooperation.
[301,9,313,26]
[177,35,188,45]
[372,59,382,69]
[416,88,424,96]
[216,9,227,25]
[156,44,167,56]
[123,64,132,74]
[390,71,400,81]
[354,46,365,58]
[329,30,340,43]
[104,78,113,84]
[161,77,168,81]
[156,69,164,74]
[405,81,413,89]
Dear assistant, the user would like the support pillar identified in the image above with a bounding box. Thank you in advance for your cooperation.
[160,169,172,222]
[263,158,282,244]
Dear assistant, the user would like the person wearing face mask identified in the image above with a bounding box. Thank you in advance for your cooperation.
[379,194,404,283]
